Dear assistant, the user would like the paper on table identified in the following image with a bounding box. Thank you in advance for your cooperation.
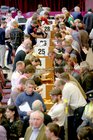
[19,102,31,112]
[19,138,24,140]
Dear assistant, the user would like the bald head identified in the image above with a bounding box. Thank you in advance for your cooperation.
[74,6,80,12]
[23,39,33,51]
[31,110,44,120]
[32,100,44,112]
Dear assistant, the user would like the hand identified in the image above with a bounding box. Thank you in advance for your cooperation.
[27,110,33,116]
[54,48,59,53]
[53,118,58,122]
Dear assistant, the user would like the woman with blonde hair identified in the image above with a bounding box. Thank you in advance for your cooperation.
[64,11,74,27]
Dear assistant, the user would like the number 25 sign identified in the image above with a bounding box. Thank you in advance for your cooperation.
[34,46,48,56]
[35,38,50,56]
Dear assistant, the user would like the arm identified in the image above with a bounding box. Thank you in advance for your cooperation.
[38,94,46,112]
[27,25,42,38]
[30,32,43,38]
[77,119,89,132]
[89,29,93,39]
[15,120,23,138]
[15,94,27,119]
[48,104,64,120]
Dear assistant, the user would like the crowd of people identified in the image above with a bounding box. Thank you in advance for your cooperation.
[0,3,93,140]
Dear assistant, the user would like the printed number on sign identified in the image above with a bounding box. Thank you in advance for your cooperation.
[40,40,47,46]
[38,49,45,55]
[44,26,50,31]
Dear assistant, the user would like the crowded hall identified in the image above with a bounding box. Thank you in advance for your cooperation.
[0,0,93,139]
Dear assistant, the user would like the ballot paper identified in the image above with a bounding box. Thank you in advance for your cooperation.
[19,102,31,112]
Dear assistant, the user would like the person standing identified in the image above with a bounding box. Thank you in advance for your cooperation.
[71,6,83,21]
[10,20,23,51]
[0,20,7,68]
[12,39,32,71]
[32,100,52,125]
[83,9,93,34]
[15,79,46,121]
[11,61,25,90]
[24,111,47,140]
[48,88,66,139]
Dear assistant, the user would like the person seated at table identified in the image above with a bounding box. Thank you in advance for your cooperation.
[36,4,44,15]
[15,10,24,22]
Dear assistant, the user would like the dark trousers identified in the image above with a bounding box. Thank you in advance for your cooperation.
[73,106,85,130]
[59,126,65,140]
[67,107,85,140]
[6,42,12,65]
[67,115,79,140]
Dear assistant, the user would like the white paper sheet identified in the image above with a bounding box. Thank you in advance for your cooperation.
[19,102,31,112]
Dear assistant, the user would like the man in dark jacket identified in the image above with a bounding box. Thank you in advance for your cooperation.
[10,20,24,51]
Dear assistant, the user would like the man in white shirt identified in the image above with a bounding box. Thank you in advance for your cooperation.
[15,10,24,22]
[54,77,87,136]
[54,72,86,140]
[48,88,66,139]
[15,38,32,54]
[54,78,87,114]
[11,61,25,91]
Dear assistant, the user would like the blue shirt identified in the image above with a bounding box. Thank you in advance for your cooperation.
[0,28,5,45]
[29,128,39,140]
[15,91,46,119]
[71,11,83,20]
[29,124,43,140]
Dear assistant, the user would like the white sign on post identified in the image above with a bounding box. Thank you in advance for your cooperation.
[34,38,50,56]
[37,38,50,47]
[43,24,53,38]
[36,58,46,69]
[43,24,53,31]
[34,46,48,56]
